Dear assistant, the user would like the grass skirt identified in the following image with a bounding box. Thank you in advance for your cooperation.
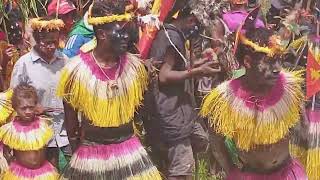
[3,161,58,180]
[0,143,8,176]
[290,108,320,180]
[60,136,162,180]
[226,159,307,180]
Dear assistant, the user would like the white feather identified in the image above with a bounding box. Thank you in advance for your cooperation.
[137,0,153,9]
[138,14,161,29]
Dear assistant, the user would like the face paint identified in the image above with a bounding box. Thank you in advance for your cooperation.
[250,54,281,88]
[36,31,59,59]
[108,23,130,55]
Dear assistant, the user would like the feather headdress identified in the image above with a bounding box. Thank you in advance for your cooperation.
[233,6,285,57]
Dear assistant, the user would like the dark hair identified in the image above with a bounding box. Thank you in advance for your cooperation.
[236,28,273,65]
[12,84,38,109]
[91,0,126,32]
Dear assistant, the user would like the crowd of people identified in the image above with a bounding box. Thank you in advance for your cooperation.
[0,0,319,179]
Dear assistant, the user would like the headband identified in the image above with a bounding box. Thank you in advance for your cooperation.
[30,18,65,31]
[87,3,133,26]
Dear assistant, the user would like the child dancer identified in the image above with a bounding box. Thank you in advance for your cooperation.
[0,84,58,179]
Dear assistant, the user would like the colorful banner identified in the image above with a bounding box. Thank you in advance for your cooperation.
[306,41,320,98]
[138,0,175,59]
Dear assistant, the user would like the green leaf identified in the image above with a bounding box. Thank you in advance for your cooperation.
[259,0,272,21]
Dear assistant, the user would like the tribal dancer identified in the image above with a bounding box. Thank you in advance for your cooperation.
[57,1,161,179]
[0,84,58,180]
[0,89,14,176]
[200,8,308,179]
[289,6,320,179]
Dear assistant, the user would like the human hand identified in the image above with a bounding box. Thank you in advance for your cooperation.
[193,48,218,68]
[4,45,16,59]
[192,61,221,77]
[201,48,217,61]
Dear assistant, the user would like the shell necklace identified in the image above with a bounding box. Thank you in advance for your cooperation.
[91,51,120,91]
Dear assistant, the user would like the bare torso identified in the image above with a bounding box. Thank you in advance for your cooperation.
[238,138,290,173]
[14,149,46,169]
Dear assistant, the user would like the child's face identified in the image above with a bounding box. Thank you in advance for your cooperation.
[15,98,36,122]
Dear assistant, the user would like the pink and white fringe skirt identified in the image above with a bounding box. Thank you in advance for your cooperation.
[227,158,307,180]
[2,161,58,180]
[60,136,161,180]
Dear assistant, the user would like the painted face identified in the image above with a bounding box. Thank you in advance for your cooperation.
[15,98,37,123]
[37,31,60,59]
[250,53,282,87]
[107,23,130,55]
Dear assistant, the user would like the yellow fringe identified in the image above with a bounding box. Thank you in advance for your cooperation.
[57,53,148,127]
[289,36,307,50]
[290,144,320,180]
[151,0,162,14]
[2,168,59,180]
[0,89,14,125]
[80,38,97,53]
[200,71,304,151]
[30,18,65,32]
[0,117,53,151]
[88,13,133,26]
[127,167,162,180]
[240,34,276,57]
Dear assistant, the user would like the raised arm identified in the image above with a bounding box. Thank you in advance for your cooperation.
[159,47,221,84]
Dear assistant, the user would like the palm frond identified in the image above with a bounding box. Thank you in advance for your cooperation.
[0,0,48,25]
[259,0,272,21]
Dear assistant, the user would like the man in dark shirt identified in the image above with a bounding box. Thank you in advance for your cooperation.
[144,2,221,180]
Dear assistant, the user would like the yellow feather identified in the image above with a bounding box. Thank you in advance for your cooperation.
[57,53,148,127]
[0,90,14,125]
[2,168,59,180]
[290,144,320,180]
[200,71,304,151]
[127,167,162,180]
[0,117,53,151]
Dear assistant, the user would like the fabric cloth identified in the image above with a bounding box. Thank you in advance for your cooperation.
[226,158,307,180]
[167,121,209,176]
[48,0,76,16]
[63,13,94,58]
[222,10,265,32]
[63,34,92,58]
[60,136,162,180]
[145,24,197,143]
[10,49,69,148]
[69,13,93,37]
[3,161,59,180]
